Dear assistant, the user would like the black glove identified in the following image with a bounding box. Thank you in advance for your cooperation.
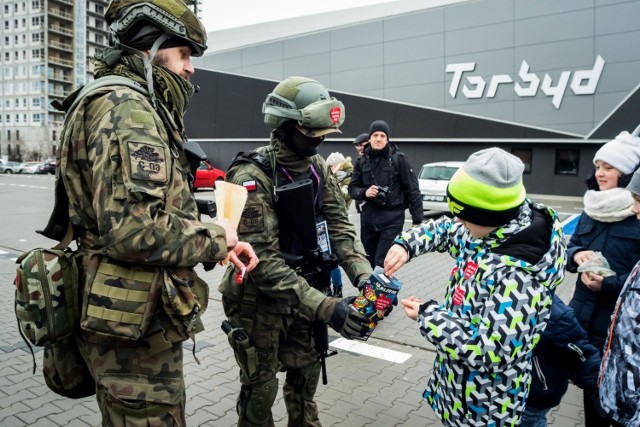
[327,297,369,340]
[356,278,369,291]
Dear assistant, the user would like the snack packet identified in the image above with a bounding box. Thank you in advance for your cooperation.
[577,251,616,277]
[351,266,402,340]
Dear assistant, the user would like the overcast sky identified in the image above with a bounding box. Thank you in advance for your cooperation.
[200,0,397,32]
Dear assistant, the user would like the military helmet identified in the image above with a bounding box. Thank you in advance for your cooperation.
[263,76,345,138]
[105,0,207,56]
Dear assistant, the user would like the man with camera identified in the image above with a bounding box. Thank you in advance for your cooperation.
[348,120,423,268]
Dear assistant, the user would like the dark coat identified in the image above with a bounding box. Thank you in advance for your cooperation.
[527,295,601,410]
[567,213,640,350]
[348,142,423,226]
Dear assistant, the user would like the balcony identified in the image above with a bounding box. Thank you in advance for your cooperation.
[48,9,73,22]
[48,56,73,68]
[48,40,73,52]
[48,74,72,84]
[49,0,73,5]
[48,25,73,36]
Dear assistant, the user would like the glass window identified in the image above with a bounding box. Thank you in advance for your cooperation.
[555,149,579,175]
[511,148,532,174]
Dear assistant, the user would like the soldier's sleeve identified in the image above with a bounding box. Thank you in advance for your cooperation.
[86,91,227,266]
[320,160,372,283]
[222,164,325,318]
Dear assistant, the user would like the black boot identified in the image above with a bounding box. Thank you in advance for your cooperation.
[332,286,342,298]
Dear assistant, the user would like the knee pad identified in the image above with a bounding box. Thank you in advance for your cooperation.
[241,377,278,425]
[286,362,321,401]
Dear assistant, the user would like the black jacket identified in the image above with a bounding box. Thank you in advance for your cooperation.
[348,143,423,225]
[567,213,640,350]
[527,295,601,410]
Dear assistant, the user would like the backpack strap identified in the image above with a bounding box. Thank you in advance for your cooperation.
[39,77,149,243]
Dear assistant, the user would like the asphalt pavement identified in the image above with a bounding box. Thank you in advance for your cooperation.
[0,174,587,426]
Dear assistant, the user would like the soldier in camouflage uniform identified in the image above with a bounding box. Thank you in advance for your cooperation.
[54,1,257,425]
[218,76,373,427]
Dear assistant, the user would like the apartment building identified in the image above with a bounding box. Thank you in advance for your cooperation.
[0,0,203,162]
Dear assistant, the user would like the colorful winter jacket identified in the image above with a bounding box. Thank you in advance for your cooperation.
[394,201,566,427]
[599,260,640,426]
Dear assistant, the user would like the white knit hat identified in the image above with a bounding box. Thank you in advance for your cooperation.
[593,126,640,174]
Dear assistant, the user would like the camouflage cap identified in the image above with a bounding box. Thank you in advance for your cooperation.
[105,0,207,56]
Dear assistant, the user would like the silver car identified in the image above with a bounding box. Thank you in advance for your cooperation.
[1,160,21,174]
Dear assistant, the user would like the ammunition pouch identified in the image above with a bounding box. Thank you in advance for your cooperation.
[159,268,208,343]
[80,256,162,340]
[223,320,258,381]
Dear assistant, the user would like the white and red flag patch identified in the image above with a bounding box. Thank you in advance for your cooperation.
[242,180,257,192]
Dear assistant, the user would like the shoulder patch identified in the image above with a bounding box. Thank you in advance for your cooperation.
[239,204,264,233]
[128,142,168,182]
[130,109,155,127]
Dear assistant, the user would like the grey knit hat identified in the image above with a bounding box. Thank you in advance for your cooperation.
[446,147,526,226]
[627,168,640,196]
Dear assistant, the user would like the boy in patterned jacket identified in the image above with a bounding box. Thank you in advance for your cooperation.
[384,147,567,427]
[599,168,640,426]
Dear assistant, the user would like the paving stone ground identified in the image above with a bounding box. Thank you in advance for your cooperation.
[0,196,586,426]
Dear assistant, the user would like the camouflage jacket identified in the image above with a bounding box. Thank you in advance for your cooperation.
[218,133,372,319]
[58,81,228,266]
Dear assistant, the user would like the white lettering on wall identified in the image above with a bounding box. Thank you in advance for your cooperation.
[446,55,605,109]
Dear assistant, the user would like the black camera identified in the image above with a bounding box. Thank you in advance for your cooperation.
[373,186,390,205]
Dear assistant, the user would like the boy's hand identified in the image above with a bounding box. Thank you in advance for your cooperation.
[581,271,603,292]
[384,244,409,276]
[401,296,424,320]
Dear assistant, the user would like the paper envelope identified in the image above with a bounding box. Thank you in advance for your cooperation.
[214,181,248,264]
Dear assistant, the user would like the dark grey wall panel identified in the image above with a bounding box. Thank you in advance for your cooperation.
[332,67,384,92]
[243,62,283,81]
[385,82,444,107]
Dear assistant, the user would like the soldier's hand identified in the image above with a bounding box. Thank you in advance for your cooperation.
[215,218,238,249]
[228,241,259,273]
[327,297,369,340]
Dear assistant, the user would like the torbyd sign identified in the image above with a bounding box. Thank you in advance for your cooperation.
[446,55,604,109]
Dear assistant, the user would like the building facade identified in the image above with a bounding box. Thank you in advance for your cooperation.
[190,0,640,196]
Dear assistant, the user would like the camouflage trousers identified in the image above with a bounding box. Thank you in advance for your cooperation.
[223,296,322,427]
[76,324,186,427]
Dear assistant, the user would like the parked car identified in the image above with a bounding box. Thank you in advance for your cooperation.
[36,158,57,175]
[19,162,44,174]
[0,160,21,174]
[418,161,464,212]
[193,160,225,190]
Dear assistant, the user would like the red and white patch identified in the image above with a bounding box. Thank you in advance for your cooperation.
[242,180,257,192]
[330,107,341,124]
[453,286,465,306]
[463,262,478,279]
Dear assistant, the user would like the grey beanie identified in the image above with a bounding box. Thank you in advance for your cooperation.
[353,133,369,145]
[626,168,640,195]
[446,147,526,226]
[368,120,390,139]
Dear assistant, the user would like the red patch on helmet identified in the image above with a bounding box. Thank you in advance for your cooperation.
[330,107,341,124]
